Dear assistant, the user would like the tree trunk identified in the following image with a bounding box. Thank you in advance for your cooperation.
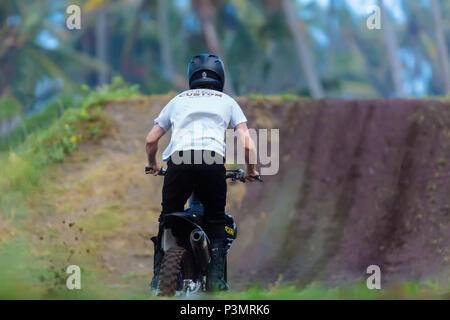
[378,0,404,97]
[157,0,187,90]
[121,0,146,74]
[192,0,235,95]
[325,0,337,74]
[158,0,175,80]
[95,7,108,86]
[281,0,324,98]
[430,0,450,95]
[351,29,389,97]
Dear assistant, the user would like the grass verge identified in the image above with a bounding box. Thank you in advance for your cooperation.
[0,77,140,299]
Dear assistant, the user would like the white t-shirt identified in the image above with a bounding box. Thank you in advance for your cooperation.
[154,89,247,162]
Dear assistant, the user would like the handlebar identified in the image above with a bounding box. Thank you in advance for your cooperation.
[145,167,166,176]
[225,168,263,183]
[145,167,263,183]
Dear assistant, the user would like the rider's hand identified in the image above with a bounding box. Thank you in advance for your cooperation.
[244,167,260,183]
[146,162,161,176]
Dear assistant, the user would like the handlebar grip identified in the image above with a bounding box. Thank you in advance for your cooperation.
[251,175,264,182]
[225,171,263,182]
[145,167,166,176]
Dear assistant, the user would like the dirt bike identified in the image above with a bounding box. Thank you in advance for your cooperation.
[145,167,262,296]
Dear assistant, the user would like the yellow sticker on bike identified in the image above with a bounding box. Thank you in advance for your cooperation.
[225,226,235,237]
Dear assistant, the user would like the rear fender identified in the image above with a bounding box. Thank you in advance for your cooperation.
[160,213,211,252]
[161,228,178,252]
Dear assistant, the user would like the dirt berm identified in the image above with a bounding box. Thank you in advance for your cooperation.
[229,97,450,288]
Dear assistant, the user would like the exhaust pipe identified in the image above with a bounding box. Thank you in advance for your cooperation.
[190,229,210,272]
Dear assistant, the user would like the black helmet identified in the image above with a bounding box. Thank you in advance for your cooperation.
[188,54,225,91]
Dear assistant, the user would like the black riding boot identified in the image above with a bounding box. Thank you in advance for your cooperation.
[150,236,163,293]
[206,241,229,292]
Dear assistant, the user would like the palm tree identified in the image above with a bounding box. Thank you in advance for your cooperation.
[281,0,324,98]
[158,0,175,82]
[95,6,108,86]
[192,0,235,95]
[0,1,111,101]
[85,0,110,86]
[157,0,188,90]
[430,0,450,95]
[378,0,404,97]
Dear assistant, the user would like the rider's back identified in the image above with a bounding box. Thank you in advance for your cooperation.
[154,88,247,162]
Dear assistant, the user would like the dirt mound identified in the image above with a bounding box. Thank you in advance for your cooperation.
[229,97,450,287]
[39,96,450,290]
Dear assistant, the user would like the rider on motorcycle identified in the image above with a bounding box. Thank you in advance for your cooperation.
[145,54,259,291]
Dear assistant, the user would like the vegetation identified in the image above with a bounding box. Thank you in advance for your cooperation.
[1,0,449,114]
[213,281,450,300]
[1,77,138,213]
[0,78,140,299]
[1,229,447,299]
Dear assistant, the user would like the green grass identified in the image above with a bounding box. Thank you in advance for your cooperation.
[0,77,140,299]
[247,92,307,102]
[0,95,77,151]
[0,77,139,220]
[0,95,21,120]
[210,281,449,300]
[77,204,126,240]
[0,237,122,299]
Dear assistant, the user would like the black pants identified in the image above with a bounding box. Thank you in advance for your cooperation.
[161,150,227,240]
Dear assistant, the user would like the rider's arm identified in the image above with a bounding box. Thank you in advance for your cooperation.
[234,122,259,182]
[145,124,166,175]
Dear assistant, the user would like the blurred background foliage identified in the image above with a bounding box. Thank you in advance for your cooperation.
[0,0,449,145]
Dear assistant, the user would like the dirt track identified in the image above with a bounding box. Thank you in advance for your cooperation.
[34,96,450,290]
[230,97,450,287]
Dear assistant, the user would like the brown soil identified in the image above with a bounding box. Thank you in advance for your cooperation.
[230,97,450,288]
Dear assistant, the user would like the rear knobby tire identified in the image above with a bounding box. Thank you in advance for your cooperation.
[158,246,186,296]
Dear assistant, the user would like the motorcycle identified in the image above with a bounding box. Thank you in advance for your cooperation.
[145,167,262,296]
